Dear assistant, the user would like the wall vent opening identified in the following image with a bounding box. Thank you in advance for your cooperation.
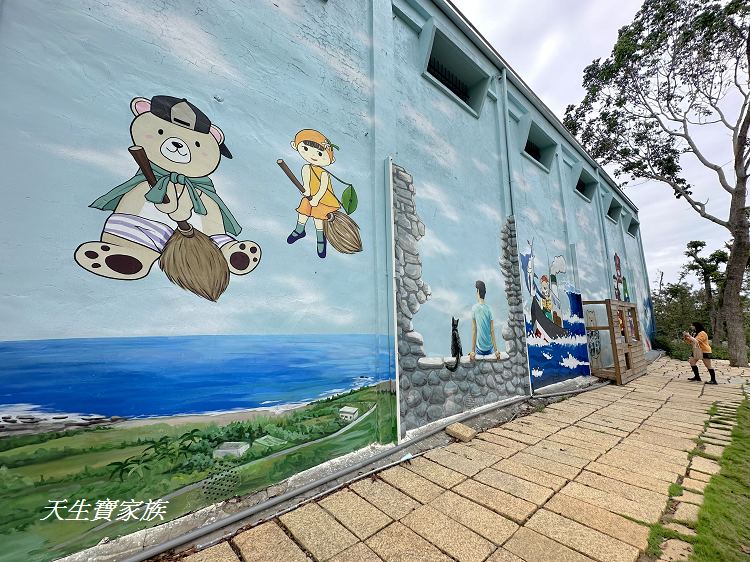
[424,28,490,115]
[575,169,597,200]
[627,218,639,237]
[607,198,623,223]
[523,122,556,169]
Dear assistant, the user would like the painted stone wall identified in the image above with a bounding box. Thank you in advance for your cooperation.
[393,164,529,434]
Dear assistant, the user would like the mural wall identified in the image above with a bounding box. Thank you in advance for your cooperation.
[0,2,395,561]
[0,1,653,560]
[393,164,529,434]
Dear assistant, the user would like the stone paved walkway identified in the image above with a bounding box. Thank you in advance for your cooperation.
[177,357,748,562]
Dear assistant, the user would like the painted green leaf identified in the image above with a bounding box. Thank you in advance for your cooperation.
[341,185,358,214]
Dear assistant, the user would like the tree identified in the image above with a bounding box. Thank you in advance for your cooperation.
[564,0,750,365]
[682,240,728,340]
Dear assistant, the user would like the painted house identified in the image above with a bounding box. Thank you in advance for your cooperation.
[339,406,360,422]
[0,1,651,560]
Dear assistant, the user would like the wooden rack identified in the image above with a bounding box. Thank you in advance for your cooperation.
[582,299,647,385]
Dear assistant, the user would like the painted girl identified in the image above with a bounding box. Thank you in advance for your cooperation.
[286,129,341,258]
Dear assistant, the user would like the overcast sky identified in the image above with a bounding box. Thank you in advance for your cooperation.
[453,0,737,290]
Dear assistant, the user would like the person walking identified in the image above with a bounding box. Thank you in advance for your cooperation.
[683,322,717,385]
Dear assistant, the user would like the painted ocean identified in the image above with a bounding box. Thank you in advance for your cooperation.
[526,319,591,390]
[0,334,394,418]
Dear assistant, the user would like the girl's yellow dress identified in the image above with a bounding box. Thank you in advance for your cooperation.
[297,165,341,220]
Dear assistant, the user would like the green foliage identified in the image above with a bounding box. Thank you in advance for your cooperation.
[341,185,358,214]
[564,0,748,200]
[690,399,750,562]
[646,522,691,557]
[668,483,684,497]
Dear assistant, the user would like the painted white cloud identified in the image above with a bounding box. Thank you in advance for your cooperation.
[512,170,531,192]
[421,232,456,257]
[106,0,244,83]
[521,207,541,225]
[476,203,502,223]
[419,181,460,222]
[44,144,134,177]
[551,200,564,222]
[472,157,492,175]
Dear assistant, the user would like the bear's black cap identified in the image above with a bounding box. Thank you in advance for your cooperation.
[150,95,232,159]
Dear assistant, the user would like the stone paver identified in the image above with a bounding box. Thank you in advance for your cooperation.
[403,456,466,488]
[658,538,693,561]
[279,503,358,560]
[544,493,649,550]
[350,478,419,519]
[523,443,590,469]
[454,478,537,523]
[328,542,383,562]
[180,358,746,562]
[690,456,721,475]
[526,509,640,562]
[702,443,725,457]
[365,522,452,562]
[508,451,581,479]
[681,477,707,492]
[402,504,495,562]
[560,481,663,522]
[469,438,518,459]
[672,502,700,524]
[445,442,502,466]
[574,471,666,508]
[319,490,392,539]
[424,448,485,477]
[686,469,710,482]
[665,522,696,537]
[584,461,670,493]
[232,521,307,562]
[504,527,595,562]
[378,465,444,503]
[494,458,568,491]
[486,547,526,561]
[490,427,541,445]
[183,542,239,562]
[677,490,704,505]
[474,467,554,505]
[446,422,477,442]
[430,490,519,545]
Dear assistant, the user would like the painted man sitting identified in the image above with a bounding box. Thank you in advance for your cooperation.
[469,280,503,360]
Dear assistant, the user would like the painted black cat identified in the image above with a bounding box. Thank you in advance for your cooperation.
[446,317,462,372]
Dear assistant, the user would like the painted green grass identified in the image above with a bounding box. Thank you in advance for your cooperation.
[9,444,148,479]
[0,386,397,562]
[689,398,750,562]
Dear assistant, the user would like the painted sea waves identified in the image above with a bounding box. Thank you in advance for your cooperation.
[0,334,393,418]
[526,315,591,389]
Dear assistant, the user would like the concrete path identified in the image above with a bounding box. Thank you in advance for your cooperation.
[177,357,748,562]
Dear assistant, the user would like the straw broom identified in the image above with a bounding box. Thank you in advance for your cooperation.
[277,159,363,254]
[129,146,229,301]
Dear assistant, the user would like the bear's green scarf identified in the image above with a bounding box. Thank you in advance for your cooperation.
[89,162,242,236]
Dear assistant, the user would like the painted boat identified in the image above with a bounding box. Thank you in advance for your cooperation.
[530,296,567,341]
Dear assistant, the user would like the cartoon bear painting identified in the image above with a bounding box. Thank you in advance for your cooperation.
[75,96,260,299]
